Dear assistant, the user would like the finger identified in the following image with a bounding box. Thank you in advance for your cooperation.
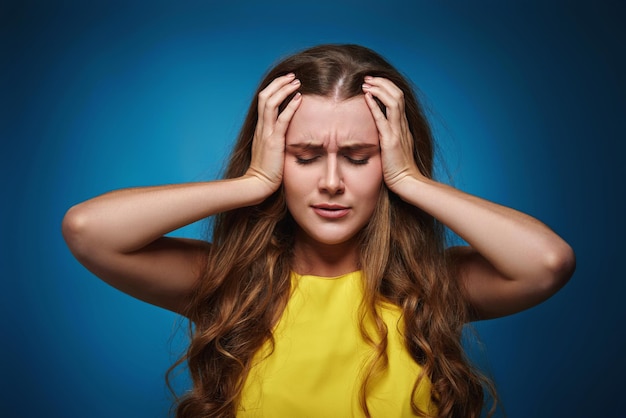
[363,79,413,146]
[258,73,300,126]
[275,92,302,133]
[256,74,295,136]
[363,92,393,140]
[257,73,296,111]
[362,83,403,129]
[261,78,301,131]
[362,77,405,128]
[363,76,405,103]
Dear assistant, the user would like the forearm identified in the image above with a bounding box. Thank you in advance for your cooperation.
[362,75,574,317]
[394,176,575,283]
[63,175,269,254]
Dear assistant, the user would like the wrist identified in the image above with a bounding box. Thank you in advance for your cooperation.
[386,168,427,194]
[388,172,435,206]
[240,172,281,204]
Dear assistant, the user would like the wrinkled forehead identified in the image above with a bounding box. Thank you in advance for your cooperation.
[286,95,379,147]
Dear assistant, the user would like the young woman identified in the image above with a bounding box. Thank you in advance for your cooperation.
[62,44,575,417]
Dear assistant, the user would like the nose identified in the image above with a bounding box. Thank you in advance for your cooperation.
[319,154,345,195]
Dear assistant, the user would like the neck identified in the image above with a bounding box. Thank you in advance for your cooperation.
[292,231,360,278]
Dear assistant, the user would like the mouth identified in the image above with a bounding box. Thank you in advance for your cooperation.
[311,204,351,219]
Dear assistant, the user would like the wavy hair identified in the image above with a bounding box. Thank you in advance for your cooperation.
[169,44,496,417]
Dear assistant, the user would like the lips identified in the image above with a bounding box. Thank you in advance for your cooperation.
[312,204,351,219]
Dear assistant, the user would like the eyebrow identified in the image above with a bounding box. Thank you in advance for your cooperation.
[286,143,379,151]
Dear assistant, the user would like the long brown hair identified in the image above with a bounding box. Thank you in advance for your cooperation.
[170,44,496,417]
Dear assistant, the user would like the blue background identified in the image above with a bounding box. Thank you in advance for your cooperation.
[2,1,625,417]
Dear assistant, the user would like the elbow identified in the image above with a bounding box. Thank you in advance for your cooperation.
[62,204,92,257]
[540,241,576,294]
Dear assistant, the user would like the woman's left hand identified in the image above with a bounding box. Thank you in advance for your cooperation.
[362,76,423,194]
[363,78,575,321]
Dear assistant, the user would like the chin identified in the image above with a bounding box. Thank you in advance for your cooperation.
[304,230,361,247]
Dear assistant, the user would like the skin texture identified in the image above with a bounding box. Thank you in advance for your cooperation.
[61,74,303,314]
[362,76,575,319]
[283,95,383,276]
[60,46,576,416]
[62,73,575,320]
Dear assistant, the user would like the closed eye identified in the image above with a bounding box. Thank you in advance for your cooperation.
[296,155,320,165]
[344,155,370,165]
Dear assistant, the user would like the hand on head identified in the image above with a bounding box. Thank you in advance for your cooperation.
[247,73,423,197]
[362,76,424,193]
[246,73,302,195]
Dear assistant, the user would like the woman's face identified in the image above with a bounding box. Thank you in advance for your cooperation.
[283,94,383,248]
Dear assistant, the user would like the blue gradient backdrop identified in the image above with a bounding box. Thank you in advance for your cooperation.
[3,1,625,417]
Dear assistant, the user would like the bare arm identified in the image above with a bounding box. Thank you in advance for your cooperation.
[363,77,575,320]
[393,178,575,320]
[63,74,302,314]
[62,178,272,313]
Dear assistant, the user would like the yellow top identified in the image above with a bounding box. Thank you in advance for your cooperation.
[238,271,434,417]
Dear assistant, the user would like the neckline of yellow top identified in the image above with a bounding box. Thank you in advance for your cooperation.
[291,270,361,281]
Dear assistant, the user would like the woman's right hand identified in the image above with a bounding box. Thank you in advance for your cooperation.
[62,75,302,314]
[246,73,302,195]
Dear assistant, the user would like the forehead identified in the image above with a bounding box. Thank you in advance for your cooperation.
[286,95,378,145]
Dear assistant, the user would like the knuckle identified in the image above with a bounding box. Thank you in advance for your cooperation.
[374,112,387,121]
[258,90,269,101]
[276,112,288,124]
[392,89,404,101]
[388,101,401,111]
[266,95,283,109]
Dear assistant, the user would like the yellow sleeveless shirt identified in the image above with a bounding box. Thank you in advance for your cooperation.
[238,271,435,417]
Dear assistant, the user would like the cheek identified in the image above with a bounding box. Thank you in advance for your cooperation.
[282,162,308,200]
[351,163,383,196]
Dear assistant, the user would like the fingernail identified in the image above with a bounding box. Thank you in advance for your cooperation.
[291,78,300,85]
[364,76,373,81]
[362,83,371,89]
[286,73,296,78]
[294,92,302,100]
